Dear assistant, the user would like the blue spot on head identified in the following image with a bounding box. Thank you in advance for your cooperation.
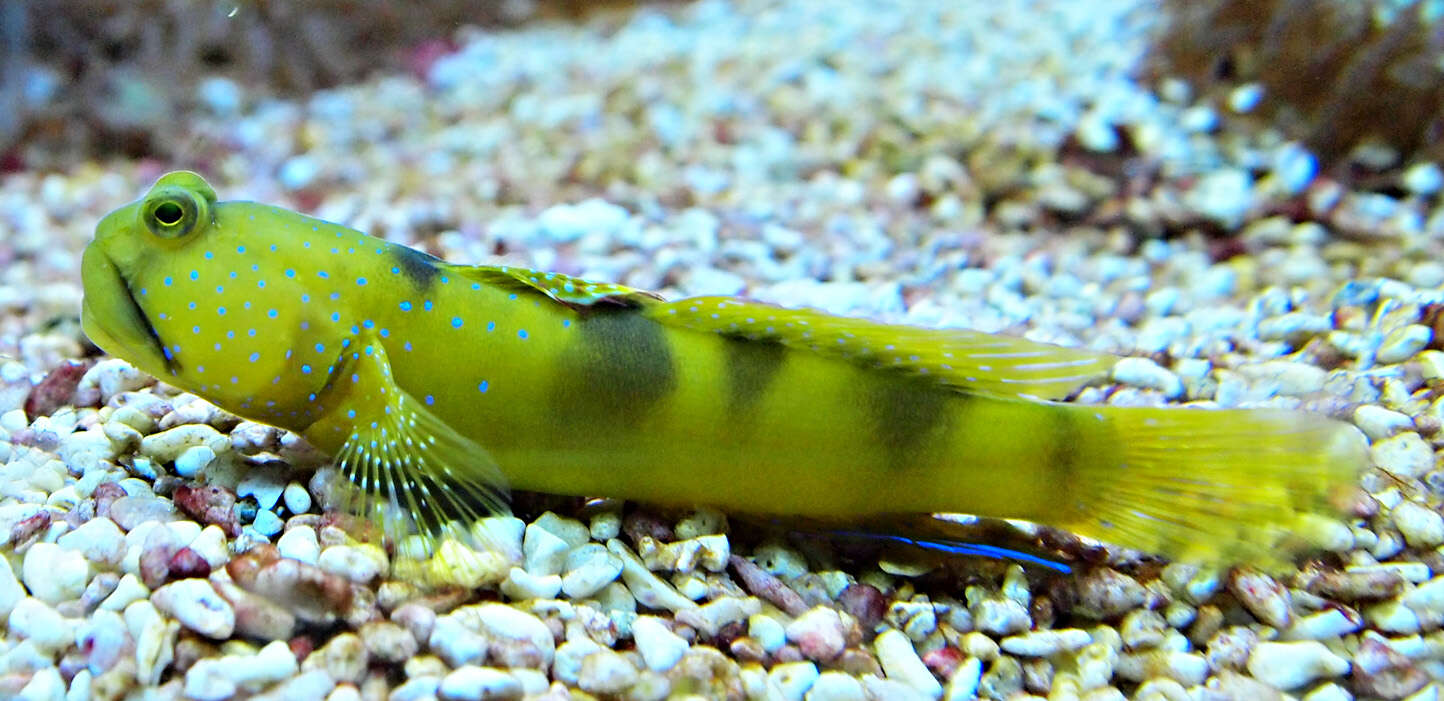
[230,272,237,279]
[204,251,214,259]
[188,302,196,310]
[440,276,449,284]
[478,380,489,393]
[363,319,374,329]
[425,395,434,405]
[267,309,278,318]
[300,321,310,330]
[226,330,235,339]
[404,341,413,351]
[285,269,296,278]
[399,301,412,311]
[302,364,312,374]
[315,343,324,353]
[248,329,257,337]
[331,312,340,322]
[189,271,199,280]
[357,277,367,286]
[318,271,329,279]
[379,328,390,338]
[139,288,147,296]
[330,292,340,301]
[391,266,401,274]
[451,317,463,328]
[249,352,260,362]
[270,244,278,252]
[423,300,434,311]
[192,326,200,334]
[518,329,528,339]
[486,321,495,332]
[237,245,245,253]
[301,295,310,303]
[164,276,173,286]
[217,306,227,315]
[562,319,571,328]
[509,293,517,300]
[347,409,356,419]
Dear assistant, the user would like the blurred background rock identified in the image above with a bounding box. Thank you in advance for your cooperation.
[0,0,679,170]
[0,0,1440,186]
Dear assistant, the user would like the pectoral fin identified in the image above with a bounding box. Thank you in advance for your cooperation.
[304,333,511,585]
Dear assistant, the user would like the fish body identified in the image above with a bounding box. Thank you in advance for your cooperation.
[82,172,1366,574]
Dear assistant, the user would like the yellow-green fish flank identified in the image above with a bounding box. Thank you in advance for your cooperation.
[82,172,1368,575]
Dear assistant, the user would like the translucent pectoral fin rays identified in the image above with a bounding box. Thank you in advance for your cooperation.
[303,333,512,586]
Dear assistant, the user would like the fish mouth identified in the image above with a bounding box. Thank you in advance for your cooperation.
[80,244,176,378]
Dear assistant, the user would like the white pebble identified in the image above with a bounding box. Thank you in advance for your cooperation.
[140,423,228,463]
[8,597,73,652]
[523,524,569,577]
[1246,641,1350,690]
[578,648,639,695]
[173,445,216,478]
[251,510,284,537]
[152,578,235,639]
[874,629,942,698]
[0,556,22,618]
[807,670,865,701]
[1355,405,1415,440]
[18,667,65,701]
[22,542,90,604]
[1111,357,1183,398]
[283,482,312,514]
[632,615,688,672]
[1403,162,1444,196]
[458,603,555,668]
[1000,628,1092,657]
[429,615,489,668]
[750,613,787,653]
[99,573,149,611]
[769,661,820,700]
[1378,325,1433,364]
[438,666,522,701]
[57,517,125,569]
[1371,432,1436,478]
[786,606,847,661]
[561,543,623,599]
[1394,500,1444,548]
[277,525,320,564]
[317,544,388,584]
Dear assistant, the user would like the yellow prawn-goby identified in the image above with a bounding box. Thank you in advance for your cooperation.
[80,171,1367,581]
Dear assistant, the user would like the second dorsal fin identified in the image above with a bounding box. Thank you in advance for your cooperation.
[648,296,1116,400]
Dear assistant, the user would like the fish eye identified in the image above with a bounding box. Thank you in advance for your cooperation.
[142,191,203,239]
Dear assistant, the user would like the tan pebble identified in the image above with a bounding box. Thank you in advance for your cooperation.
[1227,568,1292,628]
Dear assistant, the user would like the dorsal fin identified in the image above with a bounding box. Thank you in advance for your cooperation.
[648,296,1116,400]
[450,264,663,309]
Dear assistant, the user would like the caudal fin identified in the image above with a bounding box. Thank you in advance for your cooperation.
[1061,404,1367,570]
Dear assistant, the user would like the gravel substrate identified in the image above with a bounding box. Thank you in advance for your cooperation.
[3,0,1444,699]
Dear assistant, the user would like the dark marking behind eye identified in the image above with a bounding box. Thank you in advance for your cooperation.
[390,244,443,289]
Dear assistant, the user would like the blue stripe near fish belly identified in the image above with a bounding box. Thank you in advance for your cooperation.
[549,309,678,428]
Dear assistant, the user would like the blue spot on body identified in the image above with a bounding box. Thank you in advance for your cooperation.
[285,269,296,278]
[249,352,260,362]
[204,251,214,259]
[268,309,278,318]
[451,317,463,328]
[486,321,495,332]
[302,365,312,373]
[258,281,266,288]
[425,395,434,405]
[404,341,413,352]
[189,271,199,280]
[164,276,173,286]
[399,301,412,311]
[363,319,374,329]
[237,245,246,253]
[380,329,390,338]
[478,380,489,393]
[562,319,571,328]
[315,343,324,353]
[331,312,340,322]
[347,409,356,419]
[318,271,329,279]
[423,300,433,311]
[357,277,367,286]
[217,306,227,315]
[518,329,528,339]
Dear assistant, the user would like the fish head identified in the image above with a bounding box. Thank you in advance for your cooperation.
[82,170,356,426]
[82,171,220,381]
